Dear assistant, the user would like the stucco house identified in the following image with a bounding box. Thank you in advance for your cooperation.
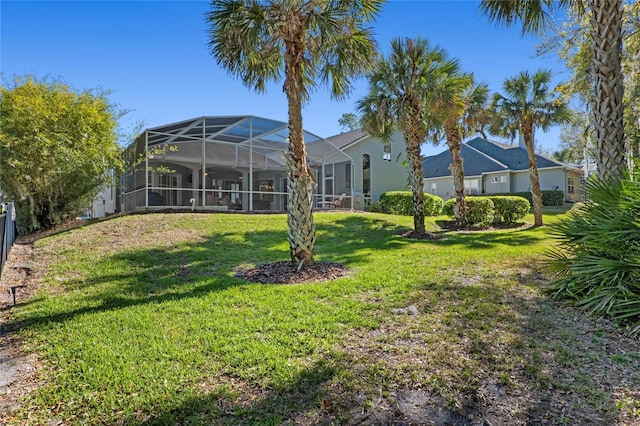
[422,136,583,202]
[326,129,408,209]
[121,116,352,212]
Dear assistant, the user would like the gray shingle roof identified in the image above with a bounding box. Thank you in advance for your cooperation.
[325,128,368,149]
[423,144,508,178]
[466,137,565,170]
[423,136,568,178]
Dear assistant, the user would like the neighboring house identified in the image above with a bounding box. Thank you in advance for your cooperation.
[326,129,408,209]
[422,136,583,202]
[82,177,117,219]
[121,115,352,212]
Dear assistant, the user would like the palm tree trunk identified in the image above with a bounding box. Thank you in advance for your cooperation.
[446,125,467,227]
[522,125,543,226]
[404,135,426,235]
[284,33,315,267]
[589,0,626,179]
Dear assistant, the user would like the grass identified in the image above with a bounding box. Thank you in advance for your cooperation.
[4,209,640,425]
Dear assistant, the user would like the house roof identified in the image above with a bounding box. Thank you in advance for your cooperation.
[423,143,509,178]
[325,128,368,150]
[126,115,351,170]
[423,136,573,179]
[466,136,566,170]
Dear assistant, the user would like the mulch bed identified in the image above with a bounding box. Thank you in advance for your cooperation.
[437,220,529,232]
[237,261,350,284]
[400,230,446,240]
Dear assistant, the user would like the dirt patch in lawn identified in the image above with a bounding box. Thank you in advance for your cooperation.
[0,242,43,419]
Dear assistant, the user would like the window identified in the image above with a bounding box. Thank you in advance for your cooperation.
[345,163,351,189]
[490,176,499,184]
[383,143,391,161]
[430,183,437,194]
[567,176,575,194]
[500,176,507,183]
[362,154,371,197]
[464,179,479,195]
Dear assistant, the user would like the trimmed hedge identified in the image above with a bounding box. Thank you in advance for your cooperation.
[508,190,565,206]
[443,197,495,228]
[488,196,530,224]
[370,191,443,216]
[443,195,530,227]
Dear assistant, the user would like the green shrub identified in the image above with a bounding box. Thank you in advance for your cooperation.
[443,197,495,228]
[542,190,565,206]
[508,190,565,206]
[547,173,640,335]
[368,200,386,213]
[489,196,530,224]
[377,191,443,216]
[424,193,444,216]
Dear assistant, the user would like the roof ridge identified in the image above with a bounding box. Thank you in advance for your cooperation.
[463,143,510,169]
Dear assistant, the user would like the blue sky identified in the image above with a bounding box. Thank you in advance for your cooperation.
[1,1,567,155]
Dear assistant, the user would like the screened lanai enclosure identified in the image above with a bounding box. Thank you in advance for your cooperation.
[122,116,353,212]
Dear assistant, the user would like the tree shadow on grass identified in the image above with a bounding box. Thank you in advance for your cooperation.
[7,214,412,333]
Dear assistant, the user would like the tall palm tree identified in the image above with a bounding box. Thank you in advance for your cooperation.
[479,0,626,179]
[357,37,465,236]
[491,69,571,226]
[437,77,490,227]
[207,0,381,267]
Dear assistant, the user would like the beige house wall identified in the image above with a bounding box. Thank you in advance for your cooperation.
[342,131,408,210]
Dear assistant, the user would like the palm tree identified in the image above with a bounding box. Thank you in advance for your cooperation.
[437,77,490,227]
[491,69,571,226]
[357,37,465,236]
[207,0,381,267]
[479,0,626,179]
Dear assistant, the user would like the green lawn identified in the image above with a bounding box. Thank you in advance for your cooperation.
[5,210,640,425]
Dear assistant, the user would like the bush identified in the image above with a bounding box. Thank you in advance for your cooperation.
[547,173,640,335]
[443,197,495,228]
[509,190,565,206]
[376,191,443,216]
[489,196,530,224]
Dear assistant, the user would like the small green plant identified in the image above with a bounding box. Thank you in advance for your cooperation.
[547,172,640,335]
[509,190,565,206]
[377,191,443,216]
[443,197,495,227]
[489,196,530,224]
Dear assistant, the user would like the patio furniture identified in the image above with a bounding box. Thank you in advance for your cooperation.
[318,193,346,209]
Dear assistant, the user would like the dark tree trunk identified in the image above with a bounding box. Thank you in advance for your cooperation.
[404,131,426,235]
[446,124,467,227]
[522,124,543,226]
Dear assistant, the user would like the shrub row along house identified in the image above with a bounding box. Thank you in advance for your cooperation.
[119,116,581,214]
[422,136,583,202]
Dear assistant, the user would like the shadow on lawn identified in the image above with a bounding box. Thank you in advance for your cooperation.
[8,214,409,332]
[125,273,627,425]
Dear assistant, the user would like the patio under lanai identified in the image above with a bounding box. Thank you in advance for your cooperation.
[122,116,353,212]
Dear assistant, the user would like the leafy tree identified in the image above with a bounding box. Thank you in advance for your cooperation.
[490,69,571,226]
[357,37,464,236]
[555,112,596,166]
[207,0,381,267]
[0,76,122,233]
[480,0,627,180]
[338,112,360,132]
